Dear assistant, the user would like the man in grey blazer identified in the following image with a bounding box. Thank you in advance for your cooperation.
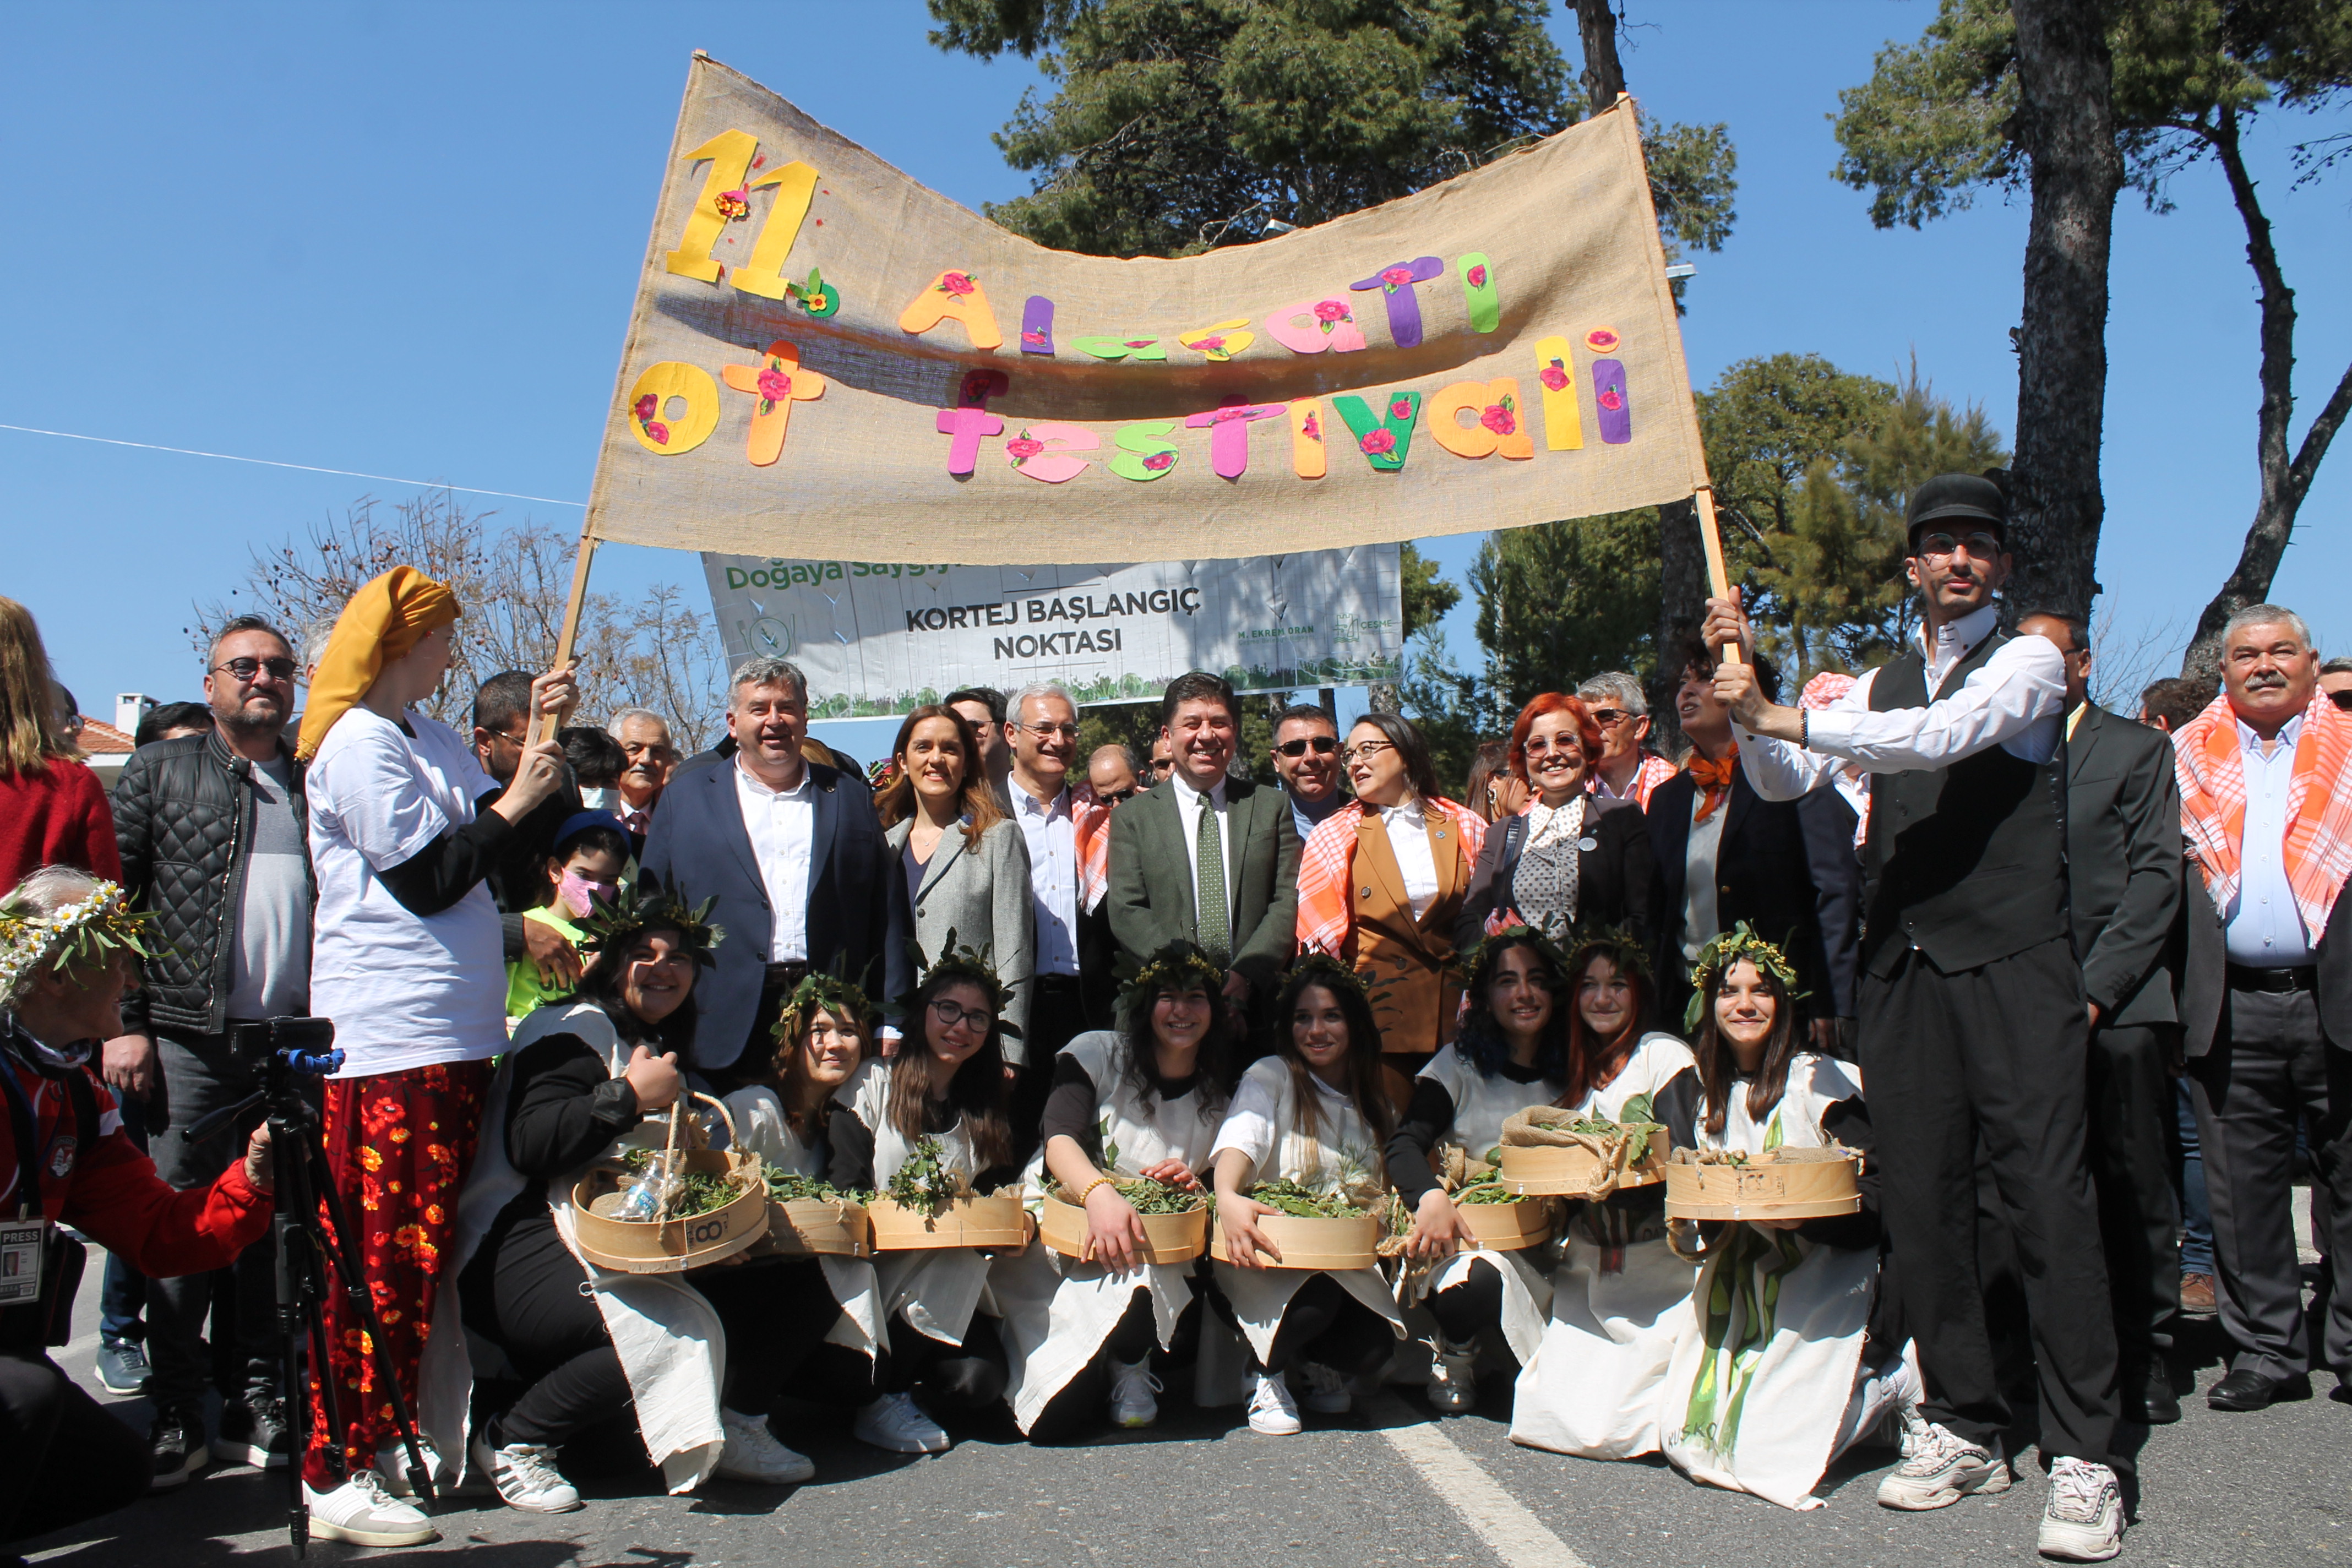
[1106,672,1300,1037]
[2023,612,2188,1424]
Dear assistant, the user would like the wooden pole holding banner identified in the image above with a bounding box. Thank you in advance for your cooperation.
[1692,485,1742,669]
[531,520,600,745]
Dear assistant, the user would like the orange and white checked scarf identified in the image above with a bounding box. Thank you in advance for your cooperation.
[2175,689,2352,943]
[1295,797,1488,957]
[1588,753,1676,811]
[1071,781,1113,913]
[1800,671,1869,851]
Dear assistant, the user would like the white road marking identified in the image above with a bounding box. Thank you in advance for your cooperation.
[1367,1396,1594,1568]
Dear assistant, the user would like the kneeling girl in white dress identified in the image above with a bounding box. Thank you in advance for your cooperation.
[1388,926,1570,1414]
[1510,930,1701,1461]
[1658,927,1918,1510]
[997,941,1231,1440]
[827,942,1027,1454]
[1211,957,1408,1436]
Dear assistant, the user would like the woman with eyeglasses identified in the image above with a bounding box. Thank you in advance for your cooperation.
[1294,714,1487,1111]
[1509,930,1701,1463]
[827,948,1027,1454]
[1455,693,1653,950]
[875,704,1035,1050]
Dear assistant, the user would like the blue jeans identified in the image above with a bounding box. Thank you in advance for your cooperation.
[2175,1079,2213,1275]
[99,1091,149,1346]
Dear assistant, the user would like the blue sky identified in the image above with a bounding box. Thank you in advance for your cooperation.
[6,2,2347,749]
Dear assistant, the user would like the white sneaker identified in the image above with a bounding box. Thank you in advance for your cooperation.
[2039,1456,2124,1561]
[1107,1357,1162,1429]
[373,1440,450,1499]
[469,1433,581,1513]
[1876,1422,2013,1510]
[716,1408,817,1484]
[1246,1371,1302,1436]
[852,1392,951,1455]
[1298,1362,1351,1414]
[304,1472,439,1548]
[1426,1340,1478,1415]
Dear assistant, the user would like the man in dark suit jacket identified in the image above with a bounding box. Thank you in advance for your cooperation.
[639,657,890,1082]
[1106,673,1299,1031]
[2022,612,2187,1424]
[1646,640,1860,1040]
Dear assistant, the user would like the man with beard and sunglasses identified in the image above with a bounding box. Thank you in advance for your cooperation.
[1702,473,2126,1561]
[1270,703,1349,847]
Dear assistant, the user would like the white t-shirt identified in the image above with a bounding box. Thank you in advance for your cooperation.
[306,705,507,1077]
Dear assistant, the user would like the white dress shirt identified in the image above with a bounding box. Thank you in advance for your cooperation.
[1683,793,1728,964]
[1170,771,1234,950]
[2223,714,2316,967]
[1014,783,1081,977]
[1735,603,2067,802]
[734,760,815,962]
[1376,800,1443,920]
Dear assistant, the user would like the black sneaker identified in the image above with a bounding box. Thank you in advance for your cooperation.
[148,1406,210,1490]
[95,1340,151,1396]
[217,1393,293,1469]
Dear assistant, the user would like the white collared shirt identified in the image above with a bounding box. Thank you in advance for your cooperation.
[1379,799,1441,919]
[1735,603,2067,801]
[1170,770,1233,950]
[1683,791,1728,964]
[733,759,815,962]
[2224,713,2315,967]
[1015,782,1080,977]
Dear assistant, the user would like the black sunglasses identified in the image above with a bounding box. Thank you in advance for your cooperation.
[1099,786,1137,803]
[210,656,298,683]
[1276,735,1339,757]
[2330,690,2352,712]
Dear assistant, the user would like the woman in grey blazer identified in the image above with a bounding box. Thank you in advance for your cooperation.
[877,704,1036,1049]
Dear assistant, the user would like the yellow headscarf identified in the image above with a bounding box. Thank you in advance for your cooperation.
[295,565,461,761]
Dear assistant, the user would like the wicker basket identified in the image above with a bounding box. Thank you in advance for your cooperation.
[1499,1137,1665,1196]
[1663,1153,1862,1221]
[1451,1185,1558,1250]
[1209,1210,1382,1270]
[570,1093,769,1275]
[1036,1185,1210,1265]
[762,1195,872,1258]
[867,1192,1031,1251]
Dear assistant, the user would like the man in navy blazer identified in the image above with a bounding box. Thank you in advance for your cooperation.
[639,657,890,1081]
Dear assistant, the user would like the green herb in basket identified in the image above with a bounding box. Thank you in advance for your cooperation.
[1562,1096,1667,1164]
[887,1136,963,1215]
[1246,1179,1365,1219]
[1455,1183,1523,1206]
[766,1170,873,1205]
[1044,1174,1206,1215]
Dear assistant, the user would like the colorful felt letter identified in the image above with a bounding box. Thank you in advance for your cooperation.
[899,270,1004,351]
[1348,257,1444,348]
[1183,401,1288,479]
[1533,335,1582,451]
[935,368,1010,475]
[1288,400,1329,479]
[1457,253,1500,334]
[1072,336,1168,362]
[624,362,722,455]
[1020,296,1057,356]
[1006,421,1098,484]
[1331,390,1421,472]
[1425,378,1532,460]
[665,129,759,282]
[1262,298,1366,356]
[1591,358,1633,444]
[720,341,826,467]
[729,160,819,300]
[1109,421,1181,481]
[1178,318,1256,362]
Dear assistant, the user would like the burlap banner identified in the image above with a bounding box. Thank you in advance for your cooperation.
[582,53,1708,565]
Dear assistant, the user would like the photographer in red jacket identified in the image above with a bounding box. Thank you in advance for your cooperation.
[0,866,274,1547]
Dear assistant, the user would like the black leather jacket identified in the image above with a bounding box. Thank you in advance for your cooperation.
[110,730,313,1036]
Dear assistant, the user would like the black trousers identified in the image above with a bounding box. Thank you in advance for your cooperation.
[1860,937,2119,1464]
[880,1310,1008,1411]
[1014,975,1092,1158]
[0,1353,151,1542]
[1429,1259,1507,1353]
[2187,983,2352,1382]
[1209,1273,1393,1380]
[1026,1286,1182,1444]
[2088,1023,2184,1371]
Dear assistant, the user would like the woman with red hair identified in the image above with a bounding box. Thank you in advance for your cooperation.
[1455,693,1652,947]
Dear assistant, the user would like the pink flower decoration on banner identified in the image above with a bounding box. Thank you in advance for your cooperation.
[1480,404,1516,435]
[1006,436,1044,463]
[715,188,750,221]
[939,271,977,296]
[645,421,671,445]
[1586,328,1621,353]
[1359,429,1396,455]
[633,394,657,422]
[1314,300,1349,322]
[1539,363,1569,391]
[959,371,995,407]
[758,369,792,402]
[1302,412,1321,440]
[1598,386,1625,412]
[1380,266,1414,291]
[1212,405,1253,422]
[1123,340,1156,350]
[1389,397,1414,421]
[1467,264,1488,288]
[1142,451,1174,471]
[1021,329,1047,345]
[1194,335,1227,356]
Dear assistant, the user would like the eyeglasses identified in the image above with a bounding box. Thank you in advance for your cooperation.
[928,997,994,1031]
[1339,739,1395,765]
[1276,735,1339,758]
[1914,530,2003,562]
[1099,786,1137,803]
[210,656,297,683]
[1586,708,1632,728]
[486,727,531,747]
[1020,722,1081,741]
[2331,690,2352,712]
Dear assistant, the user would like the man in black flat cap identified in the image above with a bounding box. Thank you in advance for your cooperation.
[1702,473,2127,1564]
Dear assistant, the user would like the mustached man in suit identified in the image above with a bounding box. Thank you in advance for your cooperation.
[639,656,890,1087]
[1105,672,1300,1039]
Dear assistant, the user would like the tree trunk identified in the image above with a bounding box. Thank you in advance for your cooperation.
[1571,0,1626,117]
[2181,105,2352,679]
[2002,0,2122,626]
[1649,498,1704,760]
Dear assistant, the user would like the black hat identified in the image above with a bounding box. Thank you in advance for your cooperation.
[1905,471,2009,540]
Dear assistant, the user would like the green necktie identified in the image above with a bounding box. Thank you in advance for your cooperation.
[1194,795,1231,967]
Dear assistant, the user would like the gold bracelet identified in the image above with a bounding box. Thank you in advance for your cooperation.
[1076,1175,1115,1205]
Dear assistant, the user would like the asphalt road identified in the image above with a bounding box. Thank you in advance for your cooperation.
[29,1253,2349,1568]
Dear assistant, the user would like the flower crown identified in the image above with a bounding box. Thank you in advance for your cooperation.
[1114,939,1228,1019]
[0,880,153,1007]
[1458,922,1571,992]
[897,929,1023,1041]
[1683,921,1805,1033]
[1283,949,1373,1002]
[772,965,876,1044]
[572,886,723,968]
[1565,924,1652,986]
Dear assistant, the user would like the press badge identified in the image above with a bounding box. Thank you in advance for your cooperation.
[0,1220,45,1304]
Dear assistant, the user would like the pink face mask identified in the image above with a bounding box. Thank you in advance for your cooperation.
[557,870,618,919]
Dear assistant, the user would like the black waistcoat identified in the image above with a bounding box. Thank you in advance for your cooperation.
[1861,630,2069,977]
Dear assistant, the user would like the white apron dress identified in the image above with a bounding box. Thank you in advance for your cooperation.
[1659,1053,1887,1510]
[1208,1056,1407,1364]
[836,1057,1004,1351]
[994,1030,1224,1433]
[419,1002,726,1494]
[721,1084,884,1363]
[1510,1031,1700,1460]
[1399,1045,1560,1364]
